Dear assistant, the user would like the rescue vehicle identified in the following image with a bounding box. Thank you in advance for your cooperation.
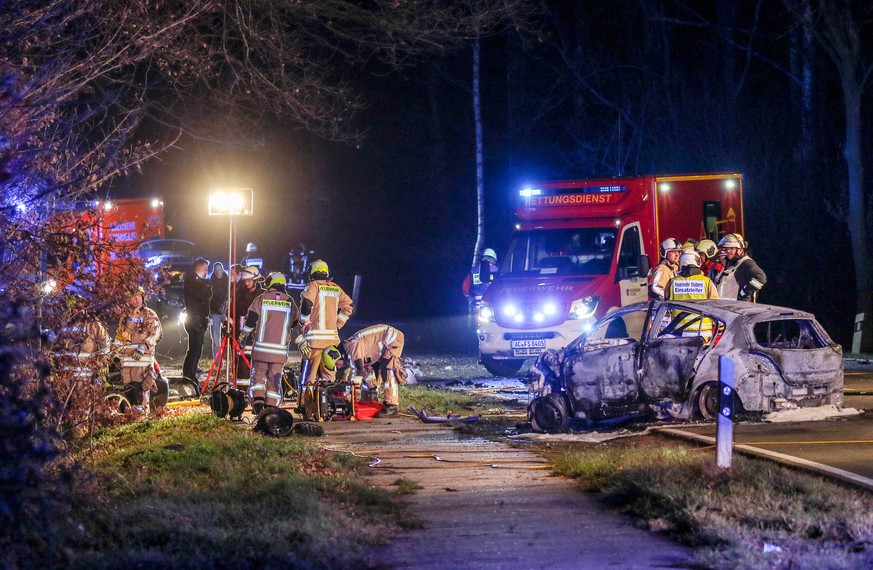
[477,173,744,376]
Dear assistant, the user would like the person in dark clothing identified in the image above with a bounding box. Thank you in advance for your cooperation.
[208,262,229,358]
[227,265,264,336]
[182,258,212,382]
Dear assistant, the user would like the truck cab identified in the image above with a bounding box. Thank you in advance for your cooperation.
[476,173,743,376]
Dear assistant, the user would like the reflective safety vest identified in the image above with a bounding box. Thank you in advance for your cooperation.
[667,274,718,301]
[667,274,718,337]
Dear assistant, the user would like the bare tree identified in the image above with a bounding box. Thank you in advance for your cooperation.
[785,0,873,352]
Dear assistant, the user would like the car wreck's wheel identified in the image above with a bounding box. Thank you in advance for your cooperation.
[530,393,570,433]
[696,382,719,420]
[481,356,524,377]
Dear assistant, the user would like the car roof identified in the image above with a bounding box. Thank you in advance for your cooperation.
[619,300,818,323]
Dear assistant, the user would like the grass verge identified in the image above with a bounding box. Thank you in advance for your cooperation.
[61,413,417,569]
[548,436,873,570]
[399,384,489,415]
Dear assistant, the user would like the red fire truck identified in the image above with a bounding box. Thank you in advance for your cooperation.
[476,173,744,376]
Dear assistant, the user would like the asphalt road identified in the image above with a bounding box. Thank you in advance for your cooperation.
[671,367,873,481]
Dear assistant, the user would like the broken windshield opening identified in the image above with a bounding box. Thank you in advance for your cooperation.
[500,228,617,277]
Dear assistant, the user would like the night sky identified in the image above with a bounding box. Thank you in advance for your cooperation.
[116,2,869,345]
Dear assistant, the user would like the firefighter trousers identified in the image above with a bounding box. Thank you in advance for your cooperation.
[249,359,284,408]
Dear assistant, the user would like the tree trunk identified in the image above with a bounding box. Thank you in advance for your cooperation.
[471,38,485,275]
[841,77,873,352]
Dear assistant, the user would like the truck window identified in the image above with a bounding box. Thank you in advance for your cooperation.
[499,229,617,277]
[616,225,641,281]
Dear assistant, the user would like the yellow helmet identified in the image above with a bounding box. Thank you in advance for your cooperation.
[310,259,329,277]
[266,272,287,288]
[321,345,342,371]
[696,239,719,260]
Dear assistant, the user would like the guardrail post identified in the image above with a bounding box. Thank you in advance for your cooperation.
[717,355,735,469]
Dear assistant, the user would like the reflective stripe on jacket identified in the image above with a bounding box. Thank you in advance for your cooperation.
[299,280,354,348]
[242,291,299,363]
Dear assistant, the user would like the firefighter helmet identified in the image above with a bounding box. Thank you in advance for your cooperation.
[310,260,329,278]
[246,242,258,254]
[718,233,745,249]
[659,238,682,258]
[679,251,702,268]
[239,265,261,281]
[321,345,342,371]
[681,239,697,249]
[266,272,287,289]
[696,239,719,260]
[482,248,497,262]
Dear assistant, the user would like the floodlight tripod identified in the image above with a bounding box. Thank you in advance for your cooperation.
[200,326,252,394]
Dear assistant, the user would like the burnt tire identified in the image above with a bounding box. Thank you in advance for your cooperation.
[696,382,719,421]
[481,356,524,378]
[294,422,325,437]
[530,393,570,433]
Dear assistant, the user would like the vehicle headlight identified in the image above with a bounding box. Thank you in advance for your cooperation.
[478,305,495,323]
[568,296,599,320]
[501,303,518,317]
[543,302,558,316]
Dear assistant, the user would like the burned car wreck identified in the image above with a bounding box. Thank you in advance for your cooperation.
[526,300,844,432]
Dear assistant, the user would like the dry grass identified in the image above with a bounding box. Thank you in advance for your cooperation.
[549,436,873,569]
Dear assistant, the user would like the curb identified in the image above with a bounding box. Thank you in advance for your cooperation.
[654,427,873,493]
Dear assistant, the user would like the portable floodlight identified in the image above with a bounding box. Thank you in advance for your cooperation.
[206,187,254,391]
[208,188,253,216]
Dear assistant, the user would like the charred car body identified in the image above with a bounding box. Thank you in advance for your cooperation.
[527,300,843,432]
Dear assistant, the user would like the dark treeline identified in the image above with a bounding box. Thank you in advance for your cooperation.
[124,1,870,348]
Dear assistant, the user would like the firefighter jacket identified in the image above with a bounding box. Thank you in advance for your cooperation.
[342,324,404,370]
[701,259,724,282]
[649,259,679,300]
[718,255,766,301]
[54,318,111,379]
[113,305,162,369]
[667,271,719,301]
[241,288,300,363]
[298,279,354,349]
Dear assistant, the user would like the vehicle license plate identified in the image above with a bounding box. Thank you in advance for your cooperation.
[512,348,542,357]
[510,340,547,349]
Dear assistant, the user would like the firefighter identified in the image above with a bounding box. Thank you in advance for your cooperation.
[242,242,263,271]
[667,251,719,301]
[113,287,162,411]
[295,260,354,386]
[695,239,723,282]
[227,265,264,334]
[53,294,111,382]
[462,248,498,310]
[239,272,299,415]
[649,238,682,300]
[716,233,766,302]
[341,324,406,416]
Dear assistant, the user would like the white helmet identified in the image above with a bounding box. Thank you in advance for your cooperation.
[679,251,701,268]
[659,238,682,259]
[696,239,719,260]
[718,233,745,249]
[239,265,261,281]
[482,248,497,262]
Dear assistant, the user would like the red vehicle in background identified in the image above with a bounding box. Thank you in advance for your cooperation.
[476,173,744,376]
[92,197,165,273]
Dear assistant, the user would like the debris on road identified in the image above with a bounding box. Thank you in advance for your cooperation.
[407,406,480,424]
[763,405,862,423]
